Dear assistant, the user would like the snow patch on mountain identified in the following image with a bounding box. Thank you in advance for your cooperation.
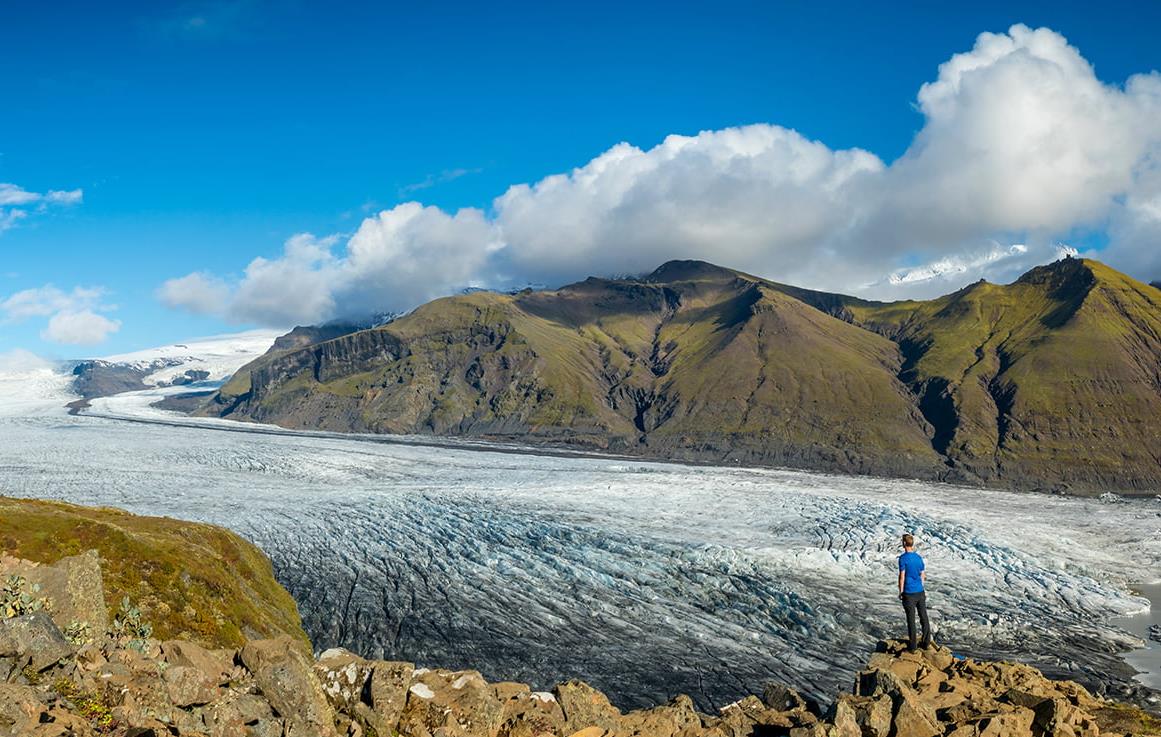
[97,328,281,386]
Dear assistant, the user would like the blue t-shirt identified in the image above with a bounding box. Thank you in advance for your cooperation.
[899,551,925,594]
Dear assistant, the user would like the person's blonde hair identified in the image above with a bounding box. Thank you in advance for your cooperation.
[902,533,914,548]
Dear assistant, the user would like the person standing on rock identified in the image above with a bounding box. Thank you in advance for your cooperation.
[898,533,932,651]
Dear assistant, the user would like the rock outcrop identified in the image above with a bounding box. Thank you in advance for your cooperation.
[2,551,1157,737]
[0,496,308,651]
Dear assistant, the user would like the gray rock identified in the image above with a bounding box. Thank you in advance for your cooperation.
[240,637,338,737]
[367,659,414,730]
[163,664,219,707]
[0,550,109,634]
[161,639,235,685]
[0,611,74,671]
[313,647,373,713]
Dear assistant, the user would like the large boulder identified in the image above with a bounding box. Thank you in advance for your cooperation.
[162,664,219,707]
[0,550,109,635]
[359,659,414,733]
[0,611,74,671]
[493,683,566,737]
[828,697,862,737]
[313,647,374,713]
[161,639,236,685]
[709,695,797,737]
[554,680,623,734]
[856,667,908,699]
[240,637,338,737]
[1033,698,1100,737]
[973,706,1036,737]
[836,694,893,737]
[615,693,704,737]
[891,686,941,737]
[396,668,506,737]
[201,691,278,737]
[762,682,810,712]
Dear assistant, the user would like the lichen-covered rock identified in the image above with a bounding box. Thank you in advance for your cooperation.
[615,694,704,737]
[554,680,622,735]
[240,636,338,737]
[0,550,109,635]
[395,668,506,737]
[163,663,219,707]
[365,659,415,731]
[0,611,74,671]
[162,639,236,685]
[494,686,566,737]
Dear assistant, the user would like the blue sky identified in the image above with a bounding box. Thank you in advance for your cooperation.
[3,1,1161,356]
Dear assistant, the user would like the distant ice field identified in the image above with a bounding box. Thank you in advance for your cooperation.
[1,379,1159,710]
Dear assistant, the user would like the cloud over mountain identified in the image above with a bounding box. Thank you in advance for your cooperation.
[161,25,1161,327]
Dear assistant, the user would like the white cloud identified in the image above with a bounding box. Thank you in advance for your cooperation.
[162,24,1161,327]
[45,189,84,205]
[0,184,42,207]
[1,285,121,345]
[41,311,122,345]
[163,204,499,326]
[494,128,883,288]
[157,271,232,315]
[1,286,106,320]
[0,182,83,234]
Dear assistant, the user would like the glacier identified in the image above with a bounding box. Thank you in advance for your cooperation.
[0,366,1158,711]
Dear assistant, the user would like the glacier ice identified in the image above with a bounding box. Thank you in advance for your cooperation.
[0,378,1158,709]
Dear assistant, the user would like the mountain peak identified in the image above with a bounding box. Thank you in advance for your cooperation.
[644,259,740,283]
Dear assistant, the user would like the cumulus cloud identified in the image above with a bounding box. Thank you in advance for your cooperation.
[161,205,500,325]
[42,311,122,345]
[156,272,233,315]
[1,285,121,345]
[0,183,84,234]
[162,24,1161,327]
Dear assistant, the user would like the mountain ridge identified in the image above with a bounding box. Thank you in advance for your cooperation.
[191,257,1161,494]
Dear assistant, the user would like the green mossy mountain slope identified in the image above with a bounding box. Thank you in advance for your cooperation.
[199,258,1161,493]
[0,496,309,650]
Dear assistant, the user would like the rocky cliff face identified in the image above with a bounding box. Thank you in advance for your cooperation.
[195,258,1161,494]
[2,550,1158,737]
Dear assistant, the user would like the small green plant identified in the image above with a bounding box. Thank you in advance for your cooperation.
[53,677,117,733]
[21,664,42,685]
[109,596,153,652]
[1,574,52,618]
[63,620,93,646]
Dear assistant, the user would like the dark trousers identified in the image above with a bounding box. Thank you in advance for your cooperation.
[901,592,930,648]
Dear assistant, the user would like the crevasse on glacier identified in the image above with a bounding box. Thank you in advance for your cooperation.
[1,384,1158,710]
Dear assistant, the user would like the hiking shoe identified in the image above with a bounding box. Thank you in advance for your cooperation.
[921,639,934,649]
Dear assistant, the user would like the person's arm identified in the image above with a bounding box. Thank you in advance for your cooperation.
[898,564,906,596]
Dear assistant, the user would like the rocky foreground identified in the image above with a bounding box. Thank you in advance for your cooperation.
[3,552,1159,737]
